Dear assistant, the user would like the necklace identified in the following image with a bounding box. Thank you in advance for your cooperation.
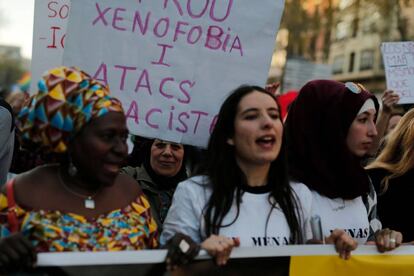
[57,171,100,209]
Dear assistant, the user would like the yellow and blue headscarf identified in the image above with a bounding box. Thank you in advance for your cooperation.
[17,66,123,153]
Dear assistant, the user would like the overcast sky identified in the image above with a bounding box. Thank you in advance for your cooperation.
[0,0,35,59]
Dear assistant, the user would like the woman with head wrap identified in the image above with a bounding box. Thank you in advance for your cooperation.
[0,67,158,272]
[122,138,187,230]
[285,80,402,255]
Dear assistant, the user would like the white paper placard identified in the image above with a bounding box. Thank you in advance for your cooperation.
[381,41,414,104]
[31,0,69,94]
[62,0,285,147]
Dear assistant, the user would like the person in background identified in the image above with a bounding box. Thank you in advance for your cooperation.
[385,111,403,136]
[366,108,414,242]
[126,135,153,167]
[5,90,29,116]
[264,82,280,96]
[367,89,400,157]
[5,89,31,180]
[0,66,158,272]
[0,98,15,186]
[285,80,402,255]
[122,139,187,230]
[161,85,356,265]
[265,83,298,123]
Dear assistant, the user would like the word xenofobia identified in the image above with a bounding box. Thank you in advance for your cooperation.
[92,2,243,56]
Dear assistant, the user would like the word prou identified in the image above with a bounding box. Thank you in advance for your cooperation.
[163,0,234,22]
[125,100,218,135]
[92,3,243,56]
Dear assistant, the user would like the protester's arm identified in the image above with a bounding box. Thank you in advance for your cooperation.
[162,181,239,267]
[165,233,200,271]
[0,107,12,148]
[0,232,37,273]
[264,82,280,96]
[200,235,240,266]
[368,90,399,156]
[161,181,204,245]
[372,228,402,253]
[363,179,402,252]
[324,229,358,260]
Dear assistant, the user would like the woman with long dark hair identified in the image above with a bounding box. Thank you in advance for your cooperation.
[161,85,354,264]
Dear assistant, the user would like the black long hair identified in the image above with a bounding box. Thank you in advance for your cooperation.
[202,85,303,243]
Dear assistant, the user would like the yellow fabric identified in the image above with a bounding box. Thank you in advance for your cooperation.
[290,255,414,276]
[0,194,7,210]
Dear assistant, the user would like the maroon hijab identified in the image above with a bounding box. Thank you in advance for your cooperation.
[285,80,379,199]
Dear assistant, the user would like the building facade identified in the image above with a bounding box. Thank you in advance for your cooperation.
[328,0,414,93]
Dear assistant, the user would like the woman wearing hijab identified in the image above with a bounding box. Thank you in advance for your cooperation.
[161,85,357,265]
[0,67,158,272]
[366,108,414,242]
[285,80,402,253]
[122,139,187,229]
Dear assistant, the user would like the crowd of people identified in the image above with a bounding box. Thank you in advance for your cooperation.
[0,65,412,273]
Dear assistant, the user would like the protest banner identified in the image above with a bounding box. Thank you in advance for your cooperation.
[62,0,285,147]
[30,0,69,94]
[35,245,414,276]
[381,41,414,104]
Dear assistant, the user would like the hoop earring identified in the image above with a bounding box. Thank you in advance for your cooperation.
[68,160,78,177]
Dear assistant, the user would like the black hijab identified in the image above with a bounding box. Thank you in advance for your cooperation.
[285,80,379,199]
[142,140,188,190]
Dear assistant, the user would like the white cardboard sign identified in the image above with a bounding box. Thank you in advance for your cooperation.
[62,0,285,147]
[31,0,69,94]
[381,41,414,104]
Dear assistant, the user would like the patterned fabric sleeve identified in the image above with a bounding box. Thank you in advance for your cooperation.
[0,193,26,238]
[364,178,382,241]
[0,193,10,237]
[134,194,159,249]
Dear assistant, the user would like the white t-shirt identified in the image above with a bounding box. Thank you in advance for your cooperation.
[310,190,370,244]
[160,176,312,246]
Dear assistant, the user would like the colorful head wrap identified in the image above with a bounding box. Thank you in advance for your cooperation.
[17,66,123,153]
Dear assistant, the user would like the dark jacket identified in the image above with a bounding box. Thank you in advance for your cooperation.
[122,165,176,231]
[367,168,414,242]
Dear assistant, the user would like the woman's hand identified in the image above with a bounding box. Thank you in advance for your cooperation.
[381,90,400,114]
[265,82,280,96]
[325,229,358,260]
[165,233,200,271]
[374,228,402,252]
[201,235,240,266]
[0,233,36,273]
